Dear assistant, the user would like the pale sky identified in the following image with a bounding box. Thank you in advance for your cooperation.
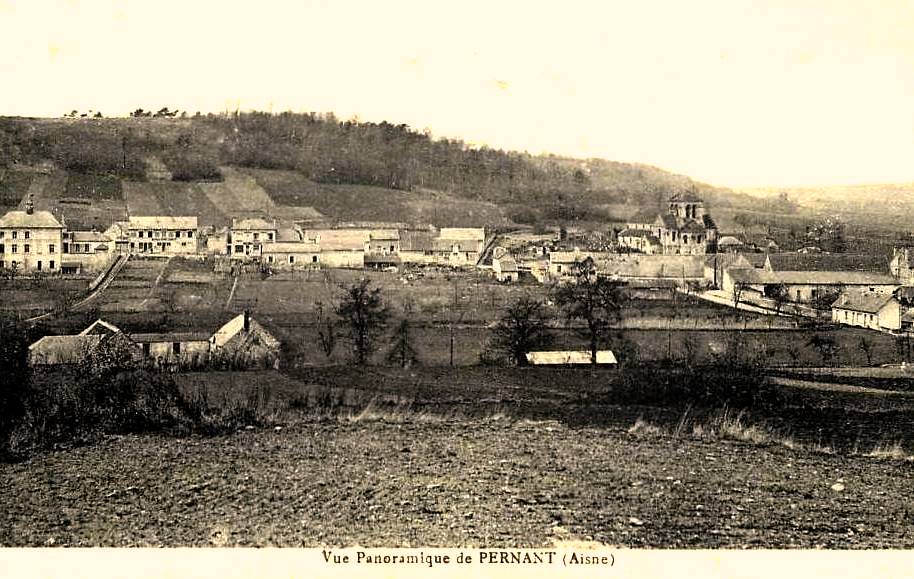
[1,0,913,188]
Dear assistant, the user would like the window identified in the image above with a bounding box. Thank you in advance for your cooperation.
[11,244,17,253]
[187,231,193,238]
[143,343,150,357]
[0,244,3,253]
[24,231,30,239]
[312,255,318,263]
[49,244,55,253]
[0,232,4,239]
[235,245,243,253]
[289,255,295,264]
[49,260,54,269]
[267,232,274,241]
[11,231,17,239]
[253,233,260,241]
[267,255,273,263]
[172,342,181,355]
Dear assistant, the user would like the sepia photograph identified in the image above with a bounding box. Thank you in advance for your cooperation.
[1,0,914,576]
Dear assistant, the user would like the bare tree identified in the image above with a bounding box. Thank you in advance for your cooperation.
[731,281,747,309]
[552,259,625,365]
[315,301,337,361]
[858,335,874,366]
[386,319,420,368]
[487,295,554,366]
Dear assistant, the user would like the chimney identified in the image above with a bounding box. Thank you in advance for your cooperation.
[243,309,250,332]
[25,192,34,215]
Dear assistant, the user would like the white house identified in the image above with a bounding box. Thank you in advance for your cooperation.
[261,241,321,269]
[227,217,277,259]
[831,290,903,332]
[128,216,199,255]
[0,199,65,273]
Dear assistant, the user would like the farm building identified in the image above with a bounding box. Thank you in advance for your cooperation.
[398,230,437,264]
[127,216,199,255]
[703,253,767,289]
[29,321,141,366]
[0,198,65,273]
[210,311,281,368]
[131,332,213,367]
[831,290,903,332]
[262,241,321,269]
[525,350,618,366]
[546,250,589,280]
[763,253,889,275]
[491,249,519,282]
[434,228,486,266]
[723,267,897,304]
[227,217,277,259]
[303,229,367,268]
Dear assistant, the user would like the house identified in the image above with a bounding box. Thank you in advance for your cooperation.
[492,250,519,283]
[618,191,718,255]
[723,267,897,305]
[210,311,281,368]
[128,216,199,255]
[525,350,618,366]
[398,230,437,264]
[434,228,486,266]
[261,241,321,269]
[547,251,589,279]
[29,320,140,366]
[303,229,368,268]
[0,197,65,273]
[616,229,661,254]
[831,290,902,332]
[61,230,114,272]
[130,331,213,367]
[227,217,277,259]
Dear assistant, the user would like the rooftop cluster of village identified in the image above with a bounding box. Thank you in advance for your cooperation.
[4,188,914,337]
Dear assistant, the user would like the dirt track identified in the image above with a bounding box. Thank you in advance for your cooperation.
[3,419,913,548]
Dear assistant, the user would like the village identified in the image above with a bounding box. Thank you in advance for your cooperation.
[4,183,914,372]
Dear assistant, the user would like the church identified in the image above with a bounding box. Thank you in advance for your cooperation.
[617,190,718,255]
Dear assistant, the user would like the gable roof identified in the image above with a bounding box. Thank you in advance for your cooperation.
[765,253,888,274]
[832,291,896,314]
[627,208,661,224]
[231,217,276,231]
[729,267,896,286]
[70,230,111,242]
[399,230,436,252]
[304,229,369,251]
[129,216,198,230]
[494,255,518,272]
[28,335,103,365]
[0,210,64,229]
[78,319,123,336]
[211,313,280,349]
[669,190,703,203]
[438,228,485,241]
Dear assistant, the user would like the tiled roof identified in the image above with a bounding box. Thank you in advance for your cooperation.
[399,230,436,252]
[765,253,888,274]
[232,217,276,231]
[832,291,895,314]
[729,267,896,286]
[129,216,198,230]
[0,210,64,229]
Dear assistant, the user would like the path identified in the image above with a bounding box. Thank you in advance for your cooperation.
[24,254,129,323]
[770,375,914,397]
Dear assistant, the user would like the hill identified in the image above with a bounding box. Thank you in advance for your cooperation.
[0,113,818,231]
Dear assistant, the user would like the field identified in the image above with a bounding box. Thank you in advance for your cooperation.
[3,367,914,548]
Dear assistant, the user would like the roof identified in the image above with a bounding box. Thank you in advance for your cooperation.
[433,238,483,253]
[275,227,303,242]
[832,291,895,314]
[211,314,280,349]
[262,241,320,254]
[718,236,743,246]
[679,220,707,234]
[525,350,618,365]
[369,229,400,241]
[304,229,369,251]
[659,214,678,229]
[28,335,103,365]
[78,319,123,336]
[729,267,896,286]
[129,332,212,343]
[399,230,436,252]
[702,214,717,230]
[438,228,485,241]
[70,230,111,242]
[0,210,64,229]
[549,251,588,264]
[129,216,198,230]
[765,253,888,274]
[232,217,276,231]
[494,255,518,272]
[669,190,703,203]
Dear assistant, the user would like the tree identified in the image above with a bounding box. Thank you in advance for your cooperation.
[386,319,419,368]
[731,280,747,309]
[0,316,31,455]
[552,259,625,365]
[807,334,840,366]
[335,279,390,365]
[315,301,337,361]
[858,336,874,366]
[487,296,554,366]
[766,283,789,315]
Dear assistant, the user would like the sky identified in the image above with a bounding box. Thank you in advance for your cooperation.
[1,0,913,188]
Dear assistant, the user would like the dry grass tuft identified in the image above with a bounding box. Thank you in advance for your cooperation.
[866,442,914,461]
[628,417,664,436]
